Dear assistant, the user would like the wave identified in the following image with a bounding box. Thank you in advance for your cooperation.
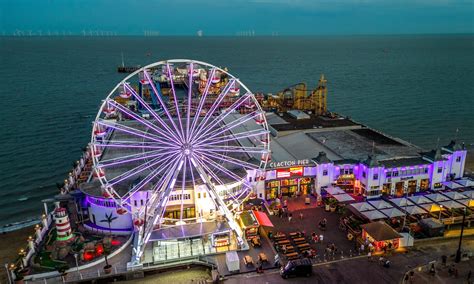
[0,217,41,234]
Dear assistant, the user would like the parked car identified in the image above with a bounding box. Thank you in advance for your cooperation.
[280,258,312,279]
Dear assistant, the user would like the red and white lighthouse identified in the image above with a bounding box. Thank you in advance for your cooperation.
[53,203,74,242]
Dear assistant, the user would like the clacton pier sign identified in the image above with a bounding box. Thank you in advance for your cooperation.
[268,159,313,168]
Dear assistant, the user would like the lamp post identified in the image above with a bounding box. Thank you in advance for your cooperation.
[402,184,408,230]
[439,205,444,220]
[455,207,467,263]
[4,263,12,284]
[74,253,79,274]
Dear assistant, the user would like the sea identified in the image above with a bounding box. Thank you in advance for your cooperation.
[0,35,473,229]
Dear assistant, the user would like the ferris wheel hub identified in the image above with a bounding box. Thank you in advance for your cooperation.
[181,144,193,156]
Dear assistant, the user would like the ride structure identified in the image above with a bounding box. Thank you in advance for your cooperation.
[91,59,271,264]
[262,74,328,115]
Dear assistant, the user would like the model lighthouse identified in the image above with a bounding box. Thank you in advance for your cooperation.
[53,202,73,242]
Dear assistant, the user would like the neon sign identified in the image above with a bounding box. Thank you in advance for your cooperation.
[276,167,303,178]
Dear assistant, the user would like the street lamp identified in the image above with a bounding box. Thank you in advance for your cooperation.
[74,253,79,274]
[455,207,467,263]
[439,205,444,220]
[4,264,12,284]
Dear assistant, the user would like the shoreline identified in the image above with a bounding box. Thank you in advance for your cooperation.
[0,225,36,283]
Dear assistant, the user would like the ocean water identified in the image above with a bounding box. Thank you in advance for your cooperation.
[0,35,473,227]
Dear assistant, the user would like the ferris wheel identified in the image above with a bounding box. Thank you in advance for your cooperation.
[90,60,271,236]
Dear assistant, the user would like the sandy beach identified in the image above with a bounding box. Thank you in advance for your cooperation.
[0,226,35,283]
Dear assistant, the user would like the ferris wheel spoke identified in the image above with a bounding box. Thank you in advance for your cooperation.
[191,79,236,144]
[196,149,259,170]
[98,148,179,168]
[139,156,180,214]
[93,140,172,150]
[107,151,179,186]
[193,92,251,142]
[196,150,259,170]
[165,63,186,141]
[189,68,217,139]
[195,145,267,154]
[122,154,182,203]
[197,128,270,147]
[195,111,262,145]
[191,155,240,203]
[179,156,187,221]
[114,87,177,143]
[185,63,194,143]
[97,119,177,147]
[141,70,184,143]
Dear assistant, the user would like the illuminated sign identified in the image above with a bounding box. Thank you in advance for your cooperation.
[269,159,311,168]
[277,167,303,178]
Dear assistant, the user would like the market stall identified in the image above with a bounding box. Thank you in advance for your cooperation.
[238,210,260,241]
[361,221,402,252]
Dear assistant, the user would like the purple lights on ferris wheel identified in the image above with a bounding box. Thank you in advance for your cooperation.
[91,60,270,246]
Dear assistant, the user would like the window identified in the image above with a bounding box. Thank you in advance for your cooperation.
[140,199,144,206]
[386,172,392,178]
[373,173,378,180]
[437,167,442,173]
[198,193,201,199]
[424,167,429,174]
[362,171,366,178]
[456,156,461,162]
[134,200,137,207]
[323,170,328,176]
[392,171,399,177]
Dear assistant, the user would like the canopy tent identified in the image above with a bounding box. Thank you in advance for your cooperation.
[418,203,445,213]
[402,205,428,215]
[380,208,405,218]
[350,202,376,212]
[442,181,464,190]
[333,193,355,202]
[361,221,402,241]
[438,200,465,210]
[253,210,274,227]
[425,193,450,203]
[388,198,414,207]
[456,199,474,207]
[325,186,346,195]
[368,200,393,210]
[441,191,468,200]
[361,210,387,221]
[409,195,433,205]
[460,191,474,199]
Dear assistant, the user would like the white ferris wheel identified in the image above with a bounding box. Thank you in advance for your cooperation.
[90,59,270,259]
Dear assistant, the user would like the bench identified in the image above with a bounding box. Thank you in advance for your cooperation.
[283,245,295,253]
[259,253,268,262]
[297,243,311,250]
[243,255,254,266]
[277,240,290,246]
[286,252,299,260]
[293,237,305,243]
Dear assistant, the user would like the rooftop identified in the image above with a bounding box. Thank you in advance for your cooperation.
[361,221,402,241]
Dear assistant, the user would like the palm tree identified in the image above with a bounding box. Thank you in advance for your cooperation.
[100,212,118,235]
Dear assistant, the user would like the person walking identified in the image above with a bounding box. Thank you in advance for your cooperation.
[300,212,304,220]
[319,234,324,243]
[288,212,292,223]
[360,243,365,254]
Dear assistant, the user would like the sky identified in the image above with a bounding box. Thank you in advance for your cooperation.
[0,0,473,35]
